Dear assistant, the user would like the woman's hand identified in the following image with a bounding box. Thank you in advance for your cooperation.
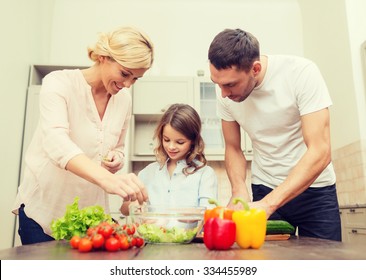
[101,173,149,205]
[66,154,148,204]
[101,150,124,174]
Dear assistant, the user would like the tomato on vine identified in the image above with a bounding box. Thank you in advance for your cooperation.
[126,225,135,235]
[70,235,81,249]
[91,233,105,249]
[78,238,93,252]
[135,237,144,248]
[105,237,120,252]
[116,234,130,250]
[98,224,114,239]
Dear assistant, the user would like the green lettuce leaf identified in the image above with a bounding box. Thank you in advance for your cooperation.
[137,224,197,243]
[50,197,112,240]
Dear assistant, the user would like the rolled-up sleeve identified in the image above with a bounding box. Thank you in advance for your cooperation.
[39,74,83,169]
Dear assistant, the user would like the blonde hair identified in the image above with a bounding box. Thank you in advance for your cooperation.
[88,26,154,69]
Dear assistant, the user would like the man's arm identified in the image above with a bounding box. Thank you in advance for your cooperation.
[222,120,251,209]
[250,108,332,217]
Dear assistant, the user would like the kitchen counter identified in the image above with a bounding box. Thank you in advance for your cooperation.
[1,236,366,260]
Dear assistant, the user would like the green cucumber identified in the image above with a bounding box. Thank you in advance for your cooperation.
[266,220,295,235]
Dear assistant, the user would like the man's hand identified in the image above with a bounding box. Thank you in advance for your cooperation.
[227,190,273,219]
[248,200,273,219]
[227,189,251,210]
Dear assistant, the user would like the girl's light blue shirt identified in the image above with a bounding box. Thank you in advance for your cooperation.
[138,159,218,208]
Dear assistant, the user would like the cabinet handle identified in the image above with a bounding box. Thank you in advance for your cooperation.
[349,208,356,213]
[351,229,358,234]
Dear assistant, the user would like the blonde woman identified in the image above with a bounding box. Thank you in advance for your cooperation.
[13,26,154,244]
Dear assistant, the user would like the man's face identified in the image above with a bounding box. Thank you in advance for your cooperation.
[209,63,257,103]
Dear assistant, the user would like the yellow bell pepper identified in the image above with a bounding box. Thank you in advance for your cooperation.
[232,198,267,249]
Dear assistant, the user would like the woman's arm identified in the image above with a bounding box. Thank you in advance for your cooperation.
[66,154,148,204]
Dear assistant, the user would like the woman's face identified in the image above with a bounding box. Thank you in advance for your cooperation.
[162,124,192,162]
[100,56,147,95]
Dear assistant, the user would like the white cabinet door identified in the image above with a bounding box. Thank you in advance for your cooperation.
[133,76,194,115]
[196,79,225,157]
[194,77,253,160]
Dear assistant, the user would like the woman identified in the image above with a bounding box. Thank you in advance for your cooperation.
[13,26,154,244]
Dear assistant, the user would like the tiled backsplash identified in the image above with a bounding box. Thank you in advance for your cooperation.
[332,139,366,206]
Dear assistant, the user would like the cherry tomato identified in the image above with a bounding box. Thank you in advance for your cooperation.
[129,236,137,247]
[105,237,120,252]
[98,224,114,239]
[126,225,135,235]
[135,237,144,248]
[91,233,105,249]
[78,238,93,252]
[87,227,97,237]
[116,234,130,250]
[70,235,81,249]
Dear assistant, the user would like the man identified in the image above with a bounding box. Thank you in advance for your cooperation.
[208,28,341,241]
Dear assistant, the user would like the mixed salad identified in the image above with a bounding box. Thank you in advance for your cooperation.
[137,223,198,243]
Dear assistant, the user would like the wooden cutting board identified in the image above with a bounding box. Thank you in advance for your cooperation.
[194,233,291,242]
[265,234,291,241]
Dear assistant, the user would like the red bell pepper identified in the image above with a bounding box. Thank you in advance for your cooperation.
[203,209,236,250]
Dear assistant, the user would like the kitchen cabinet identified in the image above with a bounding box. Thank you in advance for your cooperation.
[195,77,253,160]
[339,205,366,244]
[194,78,224,158]
[133,76,194,115]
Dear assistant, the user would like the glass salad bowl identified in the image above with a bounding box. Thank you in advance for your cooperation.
[129,204,206,244]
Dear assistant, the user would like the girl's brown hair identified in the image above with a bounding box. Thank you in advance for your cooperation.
[154,103,207,175]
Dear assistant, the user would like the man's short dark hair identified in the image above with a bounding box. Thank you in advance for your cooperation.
[208,28,260,72]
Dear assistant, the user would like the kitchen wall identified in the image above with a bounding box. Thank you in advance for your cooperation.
[1,0,365,249]
[47,0,303,73]
[298,0,366,206]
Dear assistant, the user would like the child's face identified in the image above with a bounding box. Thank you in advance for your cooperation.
[162,124,192,161]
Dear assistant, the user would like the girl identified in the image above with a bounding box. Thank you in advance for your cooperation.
[121,103,218,214]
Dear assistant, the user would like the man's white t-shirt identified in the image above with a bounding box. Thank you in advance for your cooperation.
[217,55,336,189]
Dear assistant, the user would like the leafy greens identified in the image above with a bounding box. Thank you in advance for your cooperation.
[137,224,197,243]
[50,197,112,240]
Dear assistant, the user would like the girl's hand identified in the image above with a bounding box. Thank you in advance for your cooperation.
[102,150,124,174]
